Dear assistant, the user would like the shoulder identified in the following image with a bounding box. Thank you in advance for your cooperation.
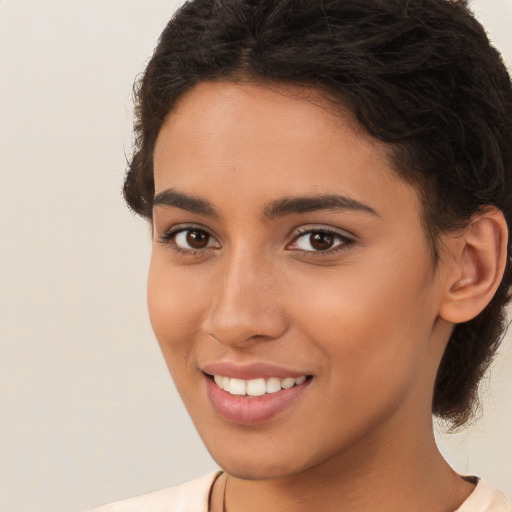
[456,478,512,512]
[87,473,219,512]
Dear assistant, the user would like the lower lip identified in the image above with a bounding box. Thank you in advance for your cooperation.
[205,375,311,425]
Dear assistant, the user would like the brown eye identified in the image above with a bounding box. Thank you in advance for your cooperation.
[169,228,220,251]
[290,228,351,254]
[309,232,334,251]
[186,229,210,249]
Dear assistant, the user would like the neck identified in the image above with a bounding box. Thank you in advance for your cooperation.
[218,418,474,512]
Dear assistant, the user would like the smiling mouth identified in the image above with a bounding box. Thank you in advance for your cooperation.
[211,375,309,397]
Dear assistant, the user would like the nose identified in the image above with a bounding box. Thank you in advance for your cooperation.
[202,250,289,348]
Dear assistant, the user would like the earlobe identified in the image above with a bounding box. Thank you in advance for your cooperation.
[439,208,508,324]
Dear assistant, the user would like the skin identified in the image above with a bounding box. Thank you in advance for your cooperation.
[149,81,480,512]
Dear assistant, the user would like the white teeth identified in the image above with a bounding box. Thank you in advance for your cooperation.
[266,377,282,394]
[246,378,266,397]
[281,377,295,389]
[229,378,247,395]
[213,375,308,396]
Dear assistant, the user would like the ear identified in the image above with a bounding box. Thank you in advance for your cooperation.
[438,208,508,324]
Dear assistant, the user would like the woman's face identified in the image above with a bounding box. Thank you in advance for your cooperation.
[149,81,452,480]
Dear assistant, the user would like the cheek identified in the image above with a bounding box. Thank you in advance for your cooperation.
[147,253,208,365]
[287,258,436,387]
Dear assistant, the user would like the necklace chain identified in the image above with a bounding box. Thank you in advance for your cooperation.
[222,473,227,512]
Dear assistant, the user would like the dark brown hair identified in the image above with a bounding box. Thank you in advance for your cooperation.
[125,0,512,428]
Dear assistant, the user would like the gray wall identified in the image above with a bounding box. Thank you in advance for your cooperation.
[1,1,511,511]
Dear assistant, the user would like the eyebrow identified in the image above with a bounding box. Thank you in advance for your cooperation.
[263,194,379,219]
[152,188,378,219]
[153,189,219,217]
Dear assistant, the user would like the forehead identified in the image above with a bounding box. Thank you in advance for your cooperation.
[153,80,421,221]
[157,80,380,153]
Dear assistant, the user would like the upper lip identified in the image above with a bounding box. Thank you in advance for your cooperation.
[201,361,310,380]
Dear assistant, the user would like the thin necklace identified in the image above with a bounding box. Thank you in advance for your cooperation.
[222,473,228,512]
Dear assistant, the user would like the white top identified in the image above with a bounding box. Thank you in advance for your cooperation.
[88,473,511,512]
[455,478,511,512]
[88,474,216,512]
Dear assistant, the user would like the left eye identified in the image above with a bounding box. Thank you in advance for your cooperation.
[290,230,348,252]
[173,228,219,250]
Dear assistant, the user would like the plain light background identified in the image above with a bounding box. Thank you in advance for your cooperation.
[0,1,511,511]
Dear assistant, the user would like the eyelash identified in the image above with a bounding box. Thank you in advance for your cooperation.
[158,224,218,256]
[288,227,354,256]
[158,225,354,257]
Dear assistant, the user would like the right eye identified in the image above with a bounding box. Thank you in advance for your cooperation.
[159,227,220,253]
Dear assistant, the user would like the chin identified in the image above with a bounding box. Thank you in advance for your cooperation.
[214,456,306,481]
[202,432,320,481]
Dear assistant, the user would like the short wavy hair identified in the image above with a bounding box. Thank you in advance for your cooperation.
[125,0,512,428]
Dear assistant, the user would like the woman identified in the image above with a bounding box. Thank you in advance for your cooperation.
[91,0,512,510]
